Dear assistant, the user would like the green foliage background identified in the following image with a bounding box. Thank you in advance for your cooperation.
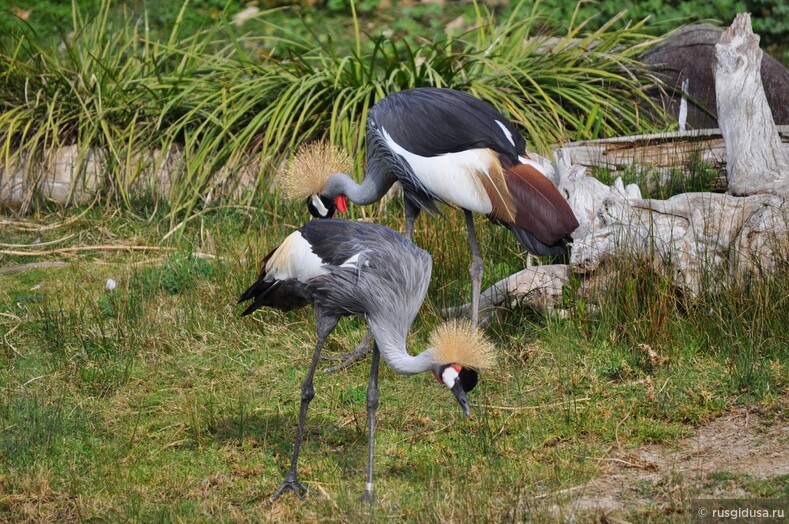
[3,0,788,57]
[0,0,668,221]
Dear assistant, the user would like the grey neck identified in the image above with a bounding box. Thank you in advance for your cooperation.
[368,321,439,376]
[324,171,396,206]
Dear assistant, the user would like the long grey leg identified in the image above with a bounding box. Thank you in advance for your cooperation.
[271,314,339,501]
[464,209,483,328]
[360,343,381,504]
[404,198,421,242]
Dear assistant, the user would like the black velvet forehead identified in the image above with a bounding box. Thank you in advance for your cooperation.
[459,367,478,392]
[307,195,335,218]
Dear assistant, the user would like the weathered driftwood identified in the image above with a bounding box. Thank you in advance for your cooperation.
[554,126,789,193]
[442,264,572,322]
[715,13,789,197]
[0,145,260,211]
[565,171,788,288]
[448,15,789,320]
[447,155,788,320]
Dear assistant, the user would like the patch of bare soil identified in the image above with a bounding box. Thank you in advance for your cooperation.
[554,406,788,519]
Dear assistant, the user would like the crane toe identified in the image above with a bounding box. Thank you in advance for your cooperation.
[360,487,375,505]
[270,478,312,501]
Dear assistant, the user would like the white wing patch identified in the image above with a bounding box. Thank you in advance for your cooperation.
[382,128,493,214]
[265,231,329,283]
[339,253,360,268]
[517,156,548,174]
[339,251,372,279]
[495,120,515,147]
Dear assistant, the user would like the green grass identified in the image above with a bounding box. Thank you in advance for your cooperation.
[1,197,786,521]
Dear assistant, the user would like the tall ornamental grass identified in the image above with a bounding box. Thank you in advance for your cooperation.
[0,0,666,222]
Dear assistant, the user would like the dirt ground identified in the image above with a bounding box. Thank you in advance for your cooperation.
[552,405,789,520]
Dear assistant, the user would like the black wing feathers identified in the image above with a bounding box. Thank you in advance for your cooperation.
[300,219,404,266]
[369,88,525,160]
[239,279,310,316]
[238,241,309,315]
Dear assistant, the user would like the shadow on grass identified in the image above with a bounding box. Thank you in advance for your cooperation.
[212,410,367,455]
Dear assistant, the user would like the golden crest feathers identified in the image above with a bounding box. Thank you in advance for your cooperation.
[430,320,496,370]
[280,141,353,200]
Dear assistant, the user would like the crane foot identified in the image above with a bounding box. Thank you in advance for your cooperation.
[322,331,374,373]
[360,488,375,505]
[270,479,311,501]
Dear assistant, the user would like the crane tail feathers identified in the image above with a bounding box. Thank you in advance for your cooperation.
[501,164,579,249]
[508,225,571,257]
[239,278,311,315]
[238,279,279,316]
[239,246,311,315]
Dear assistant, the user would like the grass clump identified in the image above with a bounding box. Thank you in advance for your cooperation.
[132,253,219,296]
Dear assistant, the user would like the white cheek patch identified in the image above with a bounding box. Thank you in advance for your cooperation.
[441,366,460,389]
[311,194,329,217]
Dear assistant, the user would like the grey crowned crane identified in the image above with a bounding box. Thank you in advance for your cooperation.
[282,87,579,330]
[238,219,495,502]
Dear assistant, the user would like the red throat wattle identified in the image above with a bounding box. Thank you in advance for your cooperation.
[334,195,348,213]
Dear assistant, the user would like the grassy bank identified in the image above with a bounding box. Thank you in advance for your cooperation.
[1,194,786,521]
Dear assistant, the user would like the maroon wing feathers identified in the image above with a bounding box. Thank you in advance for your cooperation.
[503,164,579,245]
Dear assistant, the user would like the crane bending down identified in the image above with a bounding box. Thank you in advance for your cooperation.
[239,219,495,502]
[291,88,579,331]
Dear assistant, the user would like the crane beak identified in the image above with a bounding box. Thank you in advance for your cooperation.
[334,195,348,213]
[451,379,470,417]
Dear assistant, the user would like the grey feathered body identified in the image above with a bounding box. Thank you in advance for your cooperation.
[239,220,433,367]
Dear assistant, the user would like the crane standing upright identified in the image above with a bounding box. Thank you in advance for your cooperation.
[239,219,495,502]
[286,87,579,331]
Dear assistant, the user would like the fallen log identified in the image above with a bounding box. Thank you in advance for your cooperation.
[553,126,789,194]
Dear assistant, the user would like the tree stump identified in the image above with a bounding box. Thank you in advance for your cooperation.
[715,13,789,196]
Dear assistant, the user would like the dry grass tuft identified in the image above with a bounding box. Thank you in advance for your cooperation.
[280,141,353,200]
[430,319,497,370]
